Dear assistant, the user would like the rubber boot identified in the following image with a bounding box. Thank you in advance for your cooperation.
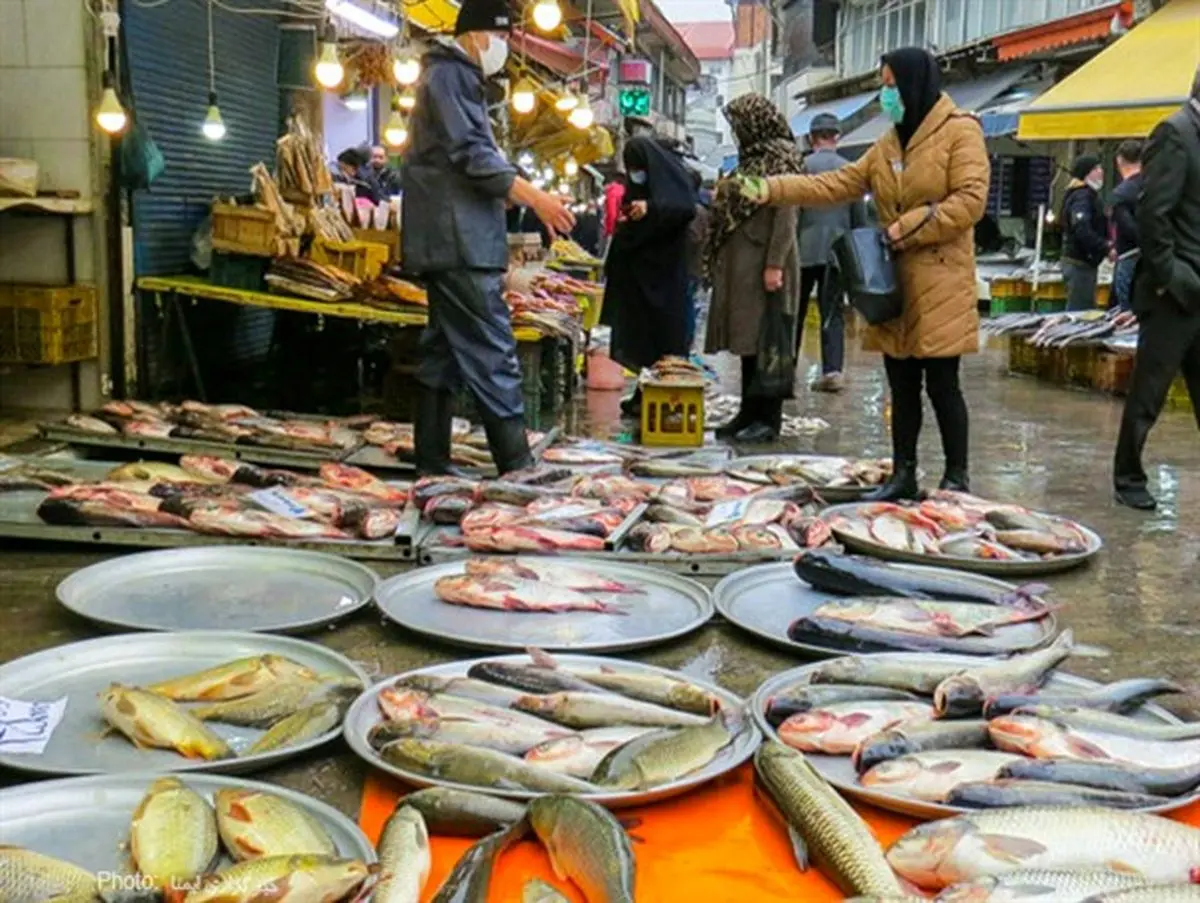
[620,386,642,418]
[414,387,453,476]
[863,461,919,502]
[716,402,754,439]
[938,466,970,493]
[481,412,534,476]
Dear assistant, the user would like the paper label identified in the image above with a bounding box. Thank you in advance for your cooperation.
[706,498,752,527]
[0,696,67,754]
[248,487,309,519]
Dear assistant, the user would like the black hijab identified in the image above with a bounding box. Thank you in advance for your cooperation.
[882,47,942,149]
[620,135,695,245]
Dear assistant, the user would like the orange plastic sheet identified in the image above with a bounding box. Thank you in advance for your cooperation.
[357,763,1200,902]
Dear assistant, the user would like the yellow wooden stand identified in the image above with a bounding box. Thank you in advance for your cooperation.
[641,380,705,447]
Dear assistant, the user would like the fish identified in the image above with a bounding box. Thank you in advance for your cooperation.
[885,806,1200,889]
[983,509,1058,533]
[186,508,351,540]
[463,526,606,553]
[524,727,657,778]
[663,526,741,554]
[528,795,635,902]
[190,677,360,729]
[628,459,718,478]
[731,524,792,551]
[991,529,1085,555]
[987,714,1200,770]
[358,506,401,539]
[367,714,567,755]
[319,462,408,504]
[181,854,370,903]
[591,715,732,790]
[555,669,720,716]
[805,591,1052,639]
[178,455,296,488]
[37,495,189,530]
[459,504,526,532]
[933,630,1077,717]
[129,777,218,888]
[213,788,337,860]
[998,757,1200,797]
[945,779,1167,810]
[859,750,1026,802]
[779,702,935,754]
[643,504,705,527]
[413,476,479,508]
[243,700,343,755]
[934,870,1152,903]
[754,741,907,897]
[434,575,623,614]
[0,847,101,902]
[99,684,233,760]
[939,535,1023,560]
[66,413,120,434]
[380,739,597,793]
[515,692,711,729]
[390,675,526,708]
[478,481,556,506]
[107,462,207,484]
[788,612,1043,656]
[375,688,565,733]
[1010,706,1200,741]
[145,655,309,702]
[400,787,527,837]
[809,654,976,695]
[465,661,603,695]
[794,550,1017,603]
[1079,886,1200,902]
[430,822,527,903]
[983,678,1185,718]
[462,558,642,594]
[523,879,571,903]
[373,806,430,903]
[625,523,675,553]
[765,685,923,726]
[542,447,625,465]
[853,720,993,773]
[425,495,474,525]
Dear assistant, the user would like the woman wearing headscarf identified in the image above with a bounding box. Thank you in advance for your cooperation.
[602,135,696,415]
[705,93,803,442]
[738,47,989,498]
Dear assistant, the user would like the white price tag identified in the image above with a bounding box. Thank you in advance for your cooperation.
[248,487,309,519]
[706,498,751,527]
[0,696,67,754]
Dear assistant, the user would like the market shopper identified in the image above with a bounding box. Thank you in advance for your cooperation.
[705,93,801,443]
[1110,140,1144,311]
[736,47,988,496]
[601,174,625,255]
[602,135,696,417]
[402,0,574,476]
[685,168,710,350]
[796,112,865,393]
[335,147,385,203]
[1112,71,1200,511]
[1060,154,1110,311]
[369,145,403,197]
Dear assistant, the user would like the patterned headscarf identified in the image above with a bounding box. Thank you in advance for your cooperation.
[704,93,804,277]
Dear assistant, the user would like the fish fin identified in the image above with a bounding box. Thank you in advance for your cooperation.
[787,825,810,871]
[235,837,266,857]
[617,815,643,831]
[227,800,254,822]
[1065,735,1111,759]
[1105,860,1142,875]
[526,647,559,669]
[1069,643,1111,658]
[977,833,1047,864]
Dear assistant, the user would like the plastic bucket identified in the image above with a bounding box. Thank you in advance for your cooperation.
[587,351,626,391]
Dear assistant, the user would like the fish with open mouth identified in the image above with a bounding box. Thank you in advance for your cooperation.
[933,630,1077,717]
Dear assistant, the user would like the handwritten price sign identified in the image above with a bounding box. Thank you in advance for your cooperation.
[0,696,67,754]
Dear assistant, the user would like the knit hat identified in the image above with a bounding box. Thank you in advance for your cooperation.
[1071,154,1101,181]
[455,0,513,35]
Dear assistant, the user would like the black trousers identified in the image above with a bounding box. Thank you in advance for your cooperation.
[884,355,968,471]
[1113,302,1200,489]
[739,354,782,430]
[796,264,845,374]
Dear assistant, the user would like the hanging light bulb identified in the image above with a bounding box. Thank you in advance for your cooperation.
[532,0,562,32]
[555,90,579,112]
[393,53,421,86]
[315,41,344,89]
[384,109,408,147]
[564,156,579,178]
[517,151,535,169]
[95,73,127,134]
[542,166,555,182]
[397,87,416,111]
[511,77,537,115]
[567,98,594,129]
[202,91,226,141]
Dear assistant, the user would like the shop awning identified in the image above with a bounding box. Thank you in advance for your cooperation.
[1017,0,1200,140]
[789,90,876,137]
[404,0,459,33]
[840,67,1033,151]
[992,2,1127,62]
[513,31,609,76]
[978,80,1054,138]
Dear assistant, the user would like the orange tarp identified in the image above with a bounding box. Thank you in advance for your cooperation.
[358,764,1200,902]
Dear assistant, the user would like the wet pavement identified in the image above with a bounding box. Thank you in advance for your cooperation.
[1,339,1198,817]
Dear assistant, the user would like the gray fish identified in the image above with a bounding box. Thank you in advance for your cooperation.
[643,503,705,527]
[380,739,597,793]
[933,630,1076,717]
[934,870,1151,903]
[853,720,991,774]
[431,822,528,903]
[765,685,922,726]
[983,677,1185,717]
[1081,886,1200,902]
[809,655,975,695]
[1012,705,1200,741]
[998,757,1200,797]
[367,715,566,755]
[946,779,1167,810]
[528,796,635,903]
[374,805,430,903]
[401,787,527,838]
[515,692,709,730]
[466,662,602,695]
[392,675,527,708]
[592,716,732,790]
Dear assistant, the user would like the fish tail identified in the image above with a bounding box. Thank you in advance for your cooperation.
[526,647,559,668]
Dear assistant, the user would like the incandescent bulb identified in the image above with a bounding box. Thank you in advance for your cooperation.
[397,88,416,111]
[95,86,127,134]
[315,42,344,89]
[542,167,554,182]
[567,100,594,129]
[555,92,579,112]
[511,77,537,115]
[383,110,408,147]
[564,156,579,177]
[393,55,421,86]
[202,93,226,140]
[532,0,562,32]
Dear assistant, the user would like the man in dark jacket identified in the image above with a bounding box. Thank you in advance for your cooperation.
[1110,140,1143,311]
[1060,154,1109,311]
[369,145,403,197]
[402,0,573,475]
[1112,68,1200,510]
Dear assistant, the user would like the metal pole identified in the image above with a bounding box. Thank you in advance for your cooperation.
[1033,203,1045,293]
[762,0,772,97]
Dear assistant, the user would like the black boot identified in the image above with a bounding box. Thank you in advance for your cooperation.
[414,387,454,476]
[864,461,919,502]
[938,467,970,493]
[716,405,753,439]
[619,386,642,418]
[481,411,534,476]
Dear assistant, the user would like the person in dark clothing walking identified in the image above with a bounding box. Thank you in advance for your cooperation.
[402,0,574,476]
[1060,154,1109,311]
[796,112,866,393]
[571,201,602,257]
[1112,69,1200,510]
[1110,140,1144,311]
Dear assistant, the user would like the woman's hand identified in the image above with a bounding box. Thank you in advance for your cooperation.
[736,175,770,205]
[763,267,784,292]
[886,221,902,245]
[627,200,648,221]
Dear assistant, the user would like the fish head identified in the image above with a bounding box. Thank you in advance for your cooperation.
[933,676,985,718]
[524,735,583,764]
[777,710,837,745]
[377,688,434,722]
[886,819,971,888]
[986,714,1065,756]
[852,731,912,773]
[858,754,923,788]
[514,694,558,716]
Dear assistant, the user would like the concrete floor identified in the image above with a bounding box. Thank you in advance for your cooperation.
[2,342,1198,819]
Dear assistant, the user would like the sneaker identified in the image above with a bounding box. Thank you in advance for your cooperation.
[811,372,845,393]
[1114,485,1156,510]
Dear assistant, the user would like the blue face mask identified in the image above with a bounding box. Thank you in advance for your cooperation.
[880,85,905,124]
[629,170,647,185]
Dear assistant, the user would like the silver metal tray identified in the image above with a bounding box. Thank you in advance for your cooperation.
[374,557,713,653]
[0,772,375,878]
[344,653,760,808]
[56,546,379,634]
[751,654,1194,819]
[823,502,1104,576]
[713,561,1057,657]
[727,454,897,502]
[0,631,370,777]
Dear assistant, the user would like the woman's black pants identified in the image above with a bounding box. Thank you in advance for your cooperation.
[883,355,968,473]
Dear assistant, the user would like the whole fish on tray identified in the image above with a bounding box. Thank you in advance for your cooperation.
[809,654,975,695]
[945,779,1167,810]
[392,675,527,708]
[983,677,1185,718]
[515,691,711,729]
[129,776,219,888]
[778,701,934,754]
[524,727,657,778]
[214,787,337,860]
[853,720,992,773]
[934,869,1153,903]
[987,714,1200,770]
[765,685,922,726]
[794,551,1019,603]
[433,576,624,614]
[188,508,350,541]
[1008,705,1200,741]
[998,757,1200,797]
[380,738,597,793]
[542,446,625,466]
[65,412,120,434]
[368,713,567,755]
[462,558,642,593]
[463,526,605,553]
[933,631,1078,717]
[858,750,1024,802]
[146,654,316,702]
[591,715,733,790]
[99,684,233,760]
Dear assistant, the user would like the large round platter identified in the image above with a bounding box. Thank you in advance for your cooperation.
[344,653,761,808]
[0,631,370,777]
[727,454,897,502]
[373,557,713,653]
[751,653,1194,819]
[713,561,1057,657]
[0,772,375,880]
[822,502,1103,576]
[56,546,379,633]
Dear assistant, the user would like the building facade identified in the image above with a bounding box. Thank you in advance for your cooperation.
[676,21,736,165]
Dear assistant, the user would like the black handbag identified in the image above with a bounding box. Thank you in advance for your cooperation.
[832,227,902,325]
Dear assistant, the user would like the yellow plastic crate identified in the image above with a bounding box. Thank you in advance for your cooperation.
[211,203,278,257]
[0,284,97,365]
[310,238,388,280]
[1034,281,1067,301]
[991,277,1030,299]
[578,289,604,331]
[1096,283,1111,309]
[641,380,704,447]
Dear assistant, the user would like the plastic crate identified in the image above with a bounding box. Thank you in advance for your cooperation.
[211,203,278,257]
[1035,346,1068,384]
[990,278,1030,299]
[578,289,604,331]
[989,297,1032,316]
[1033,299,1068,314]
[641,380,704,447]
[1008,336,1038,375]
[1066,345,1098,387]
[1034,281,1067,301]
[210,252,268,291]
[1093,351,1134,395]
[539,338,571,414]
[310,238,388,279]
[1167,375,1191,410]
[0,284,97,365]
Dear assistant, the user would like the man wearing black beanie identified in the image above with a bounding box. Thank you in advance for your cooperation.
[1059,153,1109,311]
[402,0,575,476]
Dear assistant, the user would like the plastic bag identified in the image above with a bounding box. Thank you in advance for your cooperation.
[747,293,796,399]
[119,118,165,190]
[832,226,902,325]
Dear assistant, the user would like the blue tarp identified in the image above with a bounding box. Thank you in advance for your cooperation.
[980,110,1021,137]
[789,90,877,136]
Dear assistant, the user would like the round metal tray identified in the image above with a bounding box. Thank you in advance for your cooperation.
[751,653,1194,819]
[344,653,761,809]
[374,557,714,653]
[823,502,1103,576]
[713,561,1057,658]
[56,546,379,633]
[0,631,370,777]
[0,772,375,879]
[726,454,898,502]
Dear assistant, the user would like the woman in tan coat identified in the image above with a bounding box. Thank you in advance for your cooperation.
[741,47,989,498]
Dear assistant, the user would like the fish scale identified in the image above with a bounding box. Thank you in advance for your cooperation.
[934,869,1150,902]
[0,848,99,903]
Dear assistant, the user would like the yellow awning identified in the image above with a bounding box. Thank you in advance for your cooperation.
[1017,0,1200,141]
[403,0,460,34]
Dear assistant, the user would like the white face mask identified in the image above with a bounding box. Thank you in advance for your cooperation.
[1085,175,1103,191]
[477,34,509,77]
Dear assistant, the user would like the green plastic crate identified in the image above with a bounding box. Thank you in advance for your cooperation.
[1033,299,1068,314]
[989,297,1032,316]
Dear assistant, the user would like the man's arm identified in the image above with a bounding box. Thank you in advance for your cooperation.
[1138,120,1198,300]
[425,66,516,199]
